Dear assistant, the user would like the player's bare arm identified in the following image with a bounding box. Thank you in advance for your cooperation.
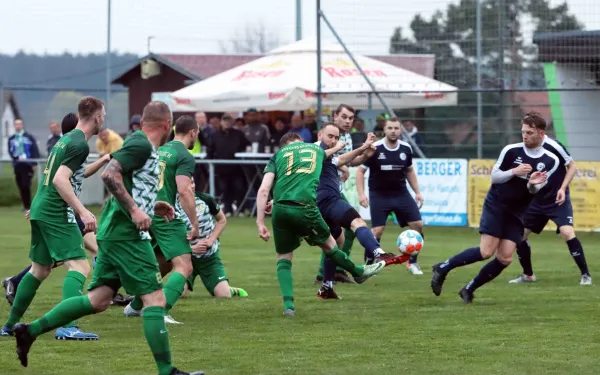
[256,172,275,241]
[194,209,227,255]
[325,141,345,157]
[557,159,577,205]
[84,154,111,178]
[356,166,369,208]
[102,158,151,231]
[53,165,97,232]
[338,137,374,167]
[527,171,548,194]
[348,133,377,167]
[406,166,424,208]
[176,175,199,239]
[339,165,350,182]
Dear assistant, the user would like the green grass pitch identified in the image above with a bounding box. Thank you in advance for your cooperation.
[0,206,598,375]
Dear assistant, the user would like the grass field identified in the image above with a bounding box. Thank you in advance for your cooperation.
[0,206,598,375]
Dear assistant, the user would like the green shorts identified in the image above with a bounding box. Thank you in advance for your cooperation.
[187,250,228,296]
[151,219,191,261]
[271,202,331,254]
[29,220,86,266]
[88,240,163,296]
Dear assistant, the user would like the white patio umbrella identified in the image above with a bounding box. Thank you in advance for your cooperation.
[171,38,457,112]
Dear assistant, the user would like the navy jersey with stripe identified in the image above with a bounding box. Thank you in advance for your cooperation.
[486,143,560,216]
[315,141,341,203]
[362,139,413,194]
[534,135,572,203]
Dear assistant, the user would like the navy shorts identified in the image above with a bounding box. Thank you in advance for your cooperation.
[76,216,86,236]
[318,197,359,240]
[369,190,421,228]
[523,197,574,234]
[478,200,523,244]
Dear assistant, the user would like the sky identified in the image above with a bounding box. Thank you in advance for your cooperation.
[1,0,599,57]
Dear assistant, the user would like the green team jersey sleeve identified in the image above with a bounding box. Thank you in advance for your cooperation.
[197,193,220,216]
[61,137,89,173]
[263,155,276,174]
[111,133,152,173]
[176,146,196,177]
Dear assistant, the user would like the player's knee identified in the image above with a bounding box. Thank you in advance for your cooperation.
[371,226,384,240]
[277,252,294,261]
[213,282,231,298]
[409,221,424,233]
[88,287,114,312]
[479,246,496,259]
[142,290,167,308]
[65,259,91,277]
[171,256,193,277]
[559,226,576,241]
[30,263,52,280]
[349,217,366,232]
[496,254,513,266]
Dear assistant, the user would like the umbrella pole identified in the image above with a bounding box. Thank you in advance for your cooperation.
[316,0,323,127]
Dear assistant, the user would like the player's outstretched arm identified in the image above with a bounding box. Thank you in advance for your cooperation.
[177,175,199,239]
[84,154,111,178]
[325,141,345,158]
[209,209,227,245]
[256,172,275,241]
[101,159,138,214]
[356,166,369,208]
[406,167,424,208]
[54,165,97,232]
[557,159,577,204]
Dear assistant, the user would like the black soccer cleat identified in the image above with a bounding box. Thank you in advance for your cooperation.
[14,323,36,367]
[317,286,341,300]
[334,271,356,284]
[2,277,16,306]
[170,367,205,375]
[458,287,474,304]
[430,264,447,296]
[111,293,134,306]
[314,275,324,285]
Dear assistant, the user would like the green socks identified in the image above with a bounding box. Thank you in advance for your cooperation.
[130,295,144,311]
[61,270,87,328]
[325,247,363,277]
[317,228,357,276]
[143,306,173,375]
[276,259,294,311]
[5,272,42,328]
[163,272,187,311]
[28,295,96,337]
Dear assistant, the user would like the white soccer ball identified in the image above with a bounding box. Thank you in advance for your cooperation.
[396,230,424,256]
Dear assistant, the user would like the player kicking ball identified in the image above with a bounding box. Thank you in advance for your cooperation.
[431,113,560,303]
[256,133,386,317]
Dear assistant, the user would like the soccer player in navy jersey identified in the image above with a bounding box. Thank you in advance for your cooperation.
[431,112,560,303]
[356,117,425,275]
[508,114,591,285]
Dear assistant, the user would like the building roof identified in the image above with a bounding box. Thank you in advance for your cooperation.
[112,52,436,85]
[534,29,600,63]
[2,91,21,119]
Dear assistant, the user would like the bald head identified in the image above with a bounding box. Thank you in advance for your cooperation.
[141,101,172,126]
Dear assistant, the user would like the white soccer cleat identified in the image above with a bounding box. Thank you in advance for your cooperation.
[123,303,143,317]
[580,274,592,286]
[164,314,184,325]
[508,274,537,284]
[406,263,424,275]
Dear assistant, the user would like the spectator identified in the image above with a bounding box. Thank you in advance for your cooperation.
[8,119,40,211]
[243,108,271,153]
[207,114,249,216]
[259,110,272,130]
[374,113,387,138]
[129,114,141,135]
[270,117,289,149]
[195,111,215,148]
[234,117,246,130]
[46,121,62,154]
[209,116,221,132]
[96,128,124,157]
[351,118,368,149]
[403,120,426,155]
[288,114,312,143]
[303,109,318,139]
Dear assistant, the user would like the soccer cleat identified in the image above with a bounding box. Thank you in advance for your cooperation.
[508,274,537,284]
[123,303,143,317]
[406,262,424,275]
[317,286,341,300]
[169,367,205,375]
[2,277,16,306]
[283,309,295,317]
[230,287,248,297]
[431,264,447,296]
[314,275,324,285]
[0,325,13,337]
[55,326,99,341]
[164,315,183,325]
[111,293,134,306]
[354,261,386,284]
[379,253,411,267]
[14,323,35,367]
[458,287,474,303]
[580,274,592,286]
[334,270,356,284]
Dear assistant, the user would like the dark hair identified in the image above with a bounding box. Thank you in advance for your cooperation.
[319,121,338,131]
[61,112,79,134]
[78,96,105,120]
[221,114,233,121]
[522,111,546,130]
[334,104,355,115]
[174,115,198,135]
[279,132,302,147]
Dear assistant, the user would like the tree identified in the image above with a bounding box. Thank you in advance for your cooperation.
[220,22,282,54]
[389,0,583,155]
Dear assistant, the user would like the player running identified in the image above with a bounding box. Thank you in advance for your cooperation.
[357,117,425,275]
[430,113,559,303]
[508,114,591,285]
[12,101,204,375]
[0,100,104,341]
[256,132,386,316]
[314,123,404,299]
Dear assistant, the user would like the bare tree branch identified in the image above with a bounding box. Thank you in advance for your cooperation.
[221,22,281,54]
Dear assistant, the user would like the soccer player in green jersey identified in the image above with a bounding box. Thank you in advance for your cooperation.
[12,102,204,375]
[124,115,199,324]
[1,98,104,341]
[256,133,386,316]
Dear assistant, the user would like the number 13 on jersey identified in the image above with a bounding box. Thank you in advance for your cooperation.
[283,149,317,175]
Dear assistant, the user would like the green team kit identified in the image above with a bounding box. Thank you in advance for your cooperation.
[150,140,196,260]
[29,129,88,265]
[89,131,162,296]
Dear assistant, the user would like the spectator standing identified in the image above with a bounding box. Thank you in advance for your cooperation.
[303,109,318,140]
[8,119,40,211]
[128,114,141,135]
[195,111,215,148]
[243,108,271,152]
[46,121,62,154]
[269,117,289,149]
[351,118,368,149]
[373,113,387,138]
[96,128,124,156]
[288,114,312,143]
[234,117,246,130]
[403,120,426,155]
